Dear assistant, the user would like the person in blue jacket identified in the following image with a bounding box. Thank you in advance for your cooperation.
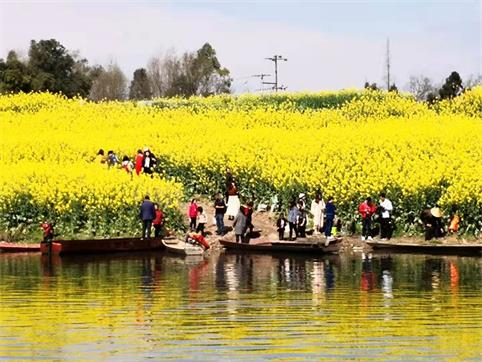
[324,197,336,239]
[140,195,156,239]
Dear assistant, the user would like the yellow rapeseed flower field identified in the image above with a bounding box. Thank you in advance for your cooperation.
[0,87,481,237]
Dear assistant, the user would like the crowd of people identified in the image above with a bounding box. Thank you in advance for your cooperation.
[131,160,459,243]
[96,147,158,175]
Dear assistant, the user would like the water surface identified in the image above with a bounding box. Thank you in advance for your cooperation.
[1,251,481,360]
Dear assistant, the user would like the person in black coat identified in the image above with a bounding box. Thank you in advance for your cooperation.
[140,195,156,239]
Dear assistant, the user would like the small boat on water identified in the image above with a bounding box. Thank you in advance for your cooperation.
[367,240,482,256]
[0,242,41,253]
[162,238,205,256]
[219,237,342,254]
[40,237,164,255]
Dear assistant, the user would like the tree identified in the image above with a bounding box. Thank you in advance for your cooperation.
[89,63,127,101]
[364,81,378,91]
[28,39,92,97]
[389,83,398,92]
[146,43,231,98]
[0,51,31,93]
[464,74,482,90]
[192,43,231,96]
[129,68,152,100]
[439,71,463,100]
[407,75,437,101]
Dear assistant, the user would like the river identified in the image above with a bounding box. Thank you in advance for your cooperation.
[1,251,481,360]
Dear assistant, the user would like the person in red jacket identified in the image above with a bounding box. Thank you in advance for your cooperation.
[153,203,164,238]
[40,222,54,243]
[188,199,198,231]
[358,197,377,241]
[134,149,143,175]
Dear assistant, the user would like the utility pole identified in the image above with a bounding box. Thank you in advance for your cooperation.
[262,55,287,91]
[386,38,391,91]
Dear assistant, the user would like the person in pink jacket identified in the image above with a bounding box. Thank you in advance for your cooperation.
[188,199,198,231]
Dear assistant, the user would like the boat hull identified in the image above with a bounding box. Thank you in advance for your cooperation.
[367,241,482,256]
[40,237,164,255]
[0,242,41,253]
[219,238,341,254]
[162,239,205,256]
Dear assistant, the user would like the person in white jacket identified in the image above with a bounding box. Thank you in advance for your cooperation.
[310,194,326,235]
[379,193,393,240]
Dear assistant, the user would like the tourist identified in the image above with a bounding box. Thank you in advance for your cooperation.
[225,167,234,202]
[298,193,307,210]
[233,206,247,243]
[121,156,134,174]
[244,201,254,238]
[324,197,336,240]
[106,150,119,167]
[310,194,326,235]
[196,206,207,236]
[379,193,393,240]
[420,205,445,241]
[358,197,377,241]
[288,200,299,241]
[142,148,154,174]
[40,221,54,243]
[188,199,198,231]
[214,193,226,236]
[276,213,288,240]
[135,149,143,175]
[226,181,240,221]
[448,205,460,234]
[95,149,106,164]
[139,195,156,240]
[297,202,307,238]
[153,203,164,238]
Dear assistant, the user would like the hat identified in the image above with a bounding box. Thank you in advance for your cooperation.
[430,207,442,218]
[143,147,150,152]
[299,193,306,199]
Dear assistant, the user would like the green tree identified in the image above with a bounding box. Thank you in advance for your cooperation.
[129,68,152,100]
[28,39,92,97]
[0,51,31,93]
[439,71,463,100]
[192,43,231,96]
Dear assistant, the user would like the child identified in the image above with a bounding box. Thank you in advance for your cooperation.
[153,203,164,238]
[121,156,134,174]
[188,199,198,231]
[196,206,207,236]
[277,213,288,240]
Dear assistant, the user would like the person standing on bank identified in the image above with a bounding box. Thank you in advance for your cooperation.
[188,199,198,231]
[297,202,307,238]
[288,201,299,241]
[140,195,156,240]
[153,203,164,238]
[226,181,240,221]
[324,197,336,239]
[358,197,377,241]
[214,193,226,236]
[225,167,234,202]
[310,194,326,235]
[379,193,393,240]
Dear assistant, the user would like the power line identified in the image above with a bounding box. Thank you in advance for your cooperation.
[261,55,288,92]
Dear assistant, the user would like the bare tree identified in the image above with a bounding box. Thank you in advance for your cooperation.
[407,75,437,101]
[464,74,482,90]
[89,62,127,101]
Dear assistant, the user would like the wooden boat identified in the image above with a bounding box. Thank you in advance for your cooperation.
[40,237,164,255]
[162,238,205,256]
[367,240,482,256]
[0,242,41,253]
[219,237,342,254]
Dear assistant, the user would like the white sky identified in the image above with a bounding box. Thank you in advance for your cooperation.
[0,1,480,93]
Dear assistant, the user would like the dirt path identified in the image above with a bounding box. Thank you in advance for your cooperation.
[181,198,480,254]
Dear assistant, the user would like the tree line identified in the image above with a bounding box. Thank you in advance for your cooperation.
[0,39,232,100]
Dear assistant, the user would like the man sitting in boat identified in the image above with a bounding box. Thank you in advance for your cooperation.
[420,205,446,241]
[40,222,54,243]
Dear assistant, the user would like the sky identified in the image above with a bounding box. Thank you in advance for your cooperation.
[0,0,480,93]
